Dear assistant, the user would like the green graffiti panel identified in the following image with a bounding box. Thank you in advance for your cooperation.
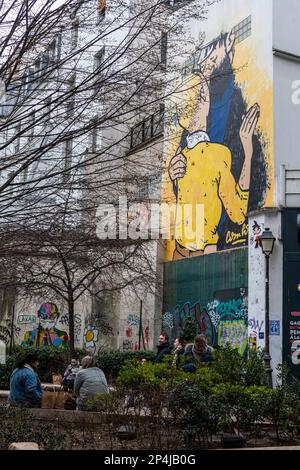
[163,247,248,351]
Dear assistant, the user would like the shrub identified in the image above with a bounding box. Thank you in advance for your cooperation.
[96,350,156,381]
[117,358,185,393]
[0,346,86,389]
[0,405,62,450]
[210,346,267,386]
[169,381,222,448]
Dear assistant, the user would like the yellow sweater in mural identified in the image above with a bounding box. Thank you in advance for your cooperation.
[175,141,249,251]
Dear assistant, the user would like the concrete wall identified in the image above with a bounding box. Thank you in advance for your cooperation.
[273,0,300,207]
[273,0,300,57]
[248,210,283,383]
[273,54,300,207]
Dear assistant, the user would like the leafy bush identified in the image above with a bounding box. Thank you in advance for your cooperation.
[96,350,156,381]
[117,358,185,392]
[0,346,86,389]
[169,381,222,448]
[0,405,62,449]
[210,346,267,386]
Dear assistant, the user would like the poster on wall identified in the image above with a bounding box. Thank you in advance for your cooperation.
[162,0,273,261]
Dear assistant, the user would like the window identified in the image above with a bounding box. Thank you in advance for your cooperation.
[130,106,164,150]
[93,48,105,95]
[164,0,189,10]
[232,16,251,44]
[14,124,21,153]
[34,57,41,79]
[26,68,34,95]
[148,175,161,200]
[89,118,100,152]
[138,179,149,200]
[160,32,168,66]
[28,111,35,141]
[23,166,28,183]
[67,74,76,117]
[94,47,105,72]
[131,122,144,149]
[56,32,62,61]
[71,19,79,49]
[41,52,50,73]
[45,98,52,120]
[153,104,164,136]
[64,139,73,180]
[49,39,56,63]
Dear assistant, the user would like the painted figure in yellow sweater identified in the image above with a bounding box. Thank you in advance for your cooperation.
[168,31,260,259]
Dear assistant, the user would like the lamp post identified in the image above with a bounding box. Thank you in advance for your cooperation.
[260,227,276,388]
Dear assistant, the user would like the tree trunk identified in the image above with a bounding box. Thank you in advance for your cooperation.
[68,296,75,358]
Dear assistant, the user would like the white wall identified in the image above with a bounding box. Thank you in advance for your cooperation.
[273,0,300,207]
[248,210,283,384]
[273,56,300,206]
[273,0,300,57]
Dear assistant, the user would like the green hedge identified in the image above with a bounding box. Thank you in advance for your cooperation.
[0,346,86,389]
[0,347,156,389]
[96,350,156,381]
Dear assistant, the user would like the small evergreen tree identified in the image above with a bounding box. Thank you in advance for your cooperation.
[182,316,196,343]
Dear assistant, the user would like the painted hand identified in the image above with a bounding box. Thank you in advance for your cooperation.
[239,103,260,159]
[168,153,187,182]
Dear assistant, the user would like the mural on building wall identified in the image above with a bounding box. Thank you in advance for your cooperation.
[163,288,248,354]
[22,303,69,348]
[163,10,273,261]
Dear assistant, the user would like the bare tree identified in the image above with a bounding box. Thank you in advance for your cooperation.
[0,0,216,353]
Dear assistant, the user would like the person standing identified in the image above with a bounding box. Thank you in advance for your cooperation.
[154,333,172,363]
[8,352,43,408]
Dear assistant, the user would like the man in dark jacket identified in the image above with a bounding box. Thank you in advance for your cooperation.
[182,334,214,372]
[155,333,172,363]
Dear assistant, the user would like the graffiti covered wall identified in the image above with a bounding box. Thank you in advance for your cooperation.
[162,0,273,261]
[163,248,248,353]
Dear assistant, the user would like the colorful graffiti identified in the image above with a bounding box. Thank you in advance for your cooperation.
[248,317,264,334]
[58,312,82,342]
[84,325,99,352]
[218,320,248,355]
[250,220,263,248]
[17,315,37,325]
[163,8,273,261]
[123,313,150,352]
[163,288,248,353]
[22,303,69,348]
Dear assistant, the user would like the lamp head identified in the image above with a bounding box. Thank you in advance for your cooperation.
[260,227,276,256]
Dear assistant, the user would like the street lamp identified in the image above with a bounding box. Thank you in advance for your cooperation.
[260,227,276,388]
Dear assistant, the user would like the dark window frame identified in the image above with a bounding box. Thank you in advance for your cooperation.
[130,106,164,150]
